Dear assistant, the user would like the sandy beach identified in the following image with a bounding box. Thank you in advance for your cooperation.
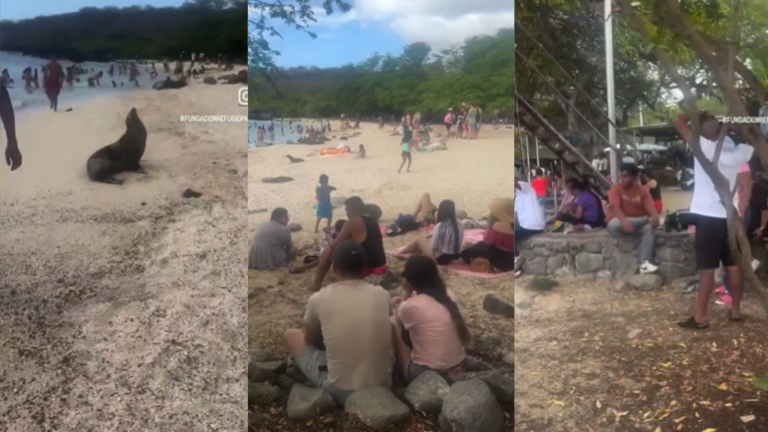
[1,69,248,430]
[247,124,514,429]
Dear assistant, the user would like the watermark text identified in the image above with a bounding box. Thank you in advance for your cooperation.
[722,116,768,124]
[179,115,248,123]
[238,87,248,106]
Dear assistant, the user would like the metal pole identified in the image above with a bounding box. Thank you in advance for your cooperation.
[639,104,644,127]
[605,0,618,183]
[525,134,531,180]
[535,136,541,167]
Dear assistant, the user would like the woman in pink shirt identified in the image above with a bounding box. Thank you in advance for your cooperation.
[390,256,470,381]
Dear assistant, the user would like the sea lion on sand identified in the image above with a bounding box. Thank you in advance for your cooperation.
[86,108,148,185]
[217,69,247,85]
[152,76,187,90]
[286,155,304,163]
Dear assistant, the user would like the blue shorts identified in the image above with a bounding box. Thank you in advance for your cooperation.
[316,201,332,220]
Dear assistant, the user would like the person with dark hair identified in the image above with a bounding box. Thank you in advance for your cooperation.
[672,111,753,329]
[284,240,394,405]
[248,207,297,270]
[556,177,604,231]
[0,83,22,171]
[314,174,336,234]
[398,127,413,174]
[606,163,660,274]
[639,168,663,214]
[390,256,470,381]
[311,196,388,291]
[394,200,463,264]
[44,56,65,112]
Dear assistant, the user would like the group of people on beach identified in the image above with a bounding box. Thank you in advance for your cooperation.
[247,168,515,404]
[515,109,768,330]
[443,103,483,139]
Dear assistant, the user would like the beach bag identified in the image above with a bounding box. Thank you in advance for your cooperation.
[665,209,696,232]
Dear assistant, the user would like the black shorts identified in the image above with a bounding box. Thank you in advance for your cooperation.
[401,151,411,158]
[694,215,735,269]
[444,122,452,132]
[436,253,460,265]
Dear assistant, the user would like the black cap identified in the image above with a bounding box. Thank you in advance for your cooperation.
[332,240,367,276]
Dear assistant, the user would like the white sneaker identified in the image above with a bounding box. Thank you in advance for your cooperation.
[751,259,761,271]
[640,261,659,274]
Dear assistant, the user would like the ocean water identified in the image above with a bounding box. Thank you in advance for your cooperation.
[248,119,331,147]
[0,51,173,112]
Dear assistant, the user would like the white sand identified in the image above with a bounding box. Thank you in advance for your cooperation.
[1,70,248,430]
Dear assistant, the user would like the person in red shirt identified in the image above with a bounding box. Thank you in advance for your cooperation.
[44,56,65,112]
[530,169,549,202]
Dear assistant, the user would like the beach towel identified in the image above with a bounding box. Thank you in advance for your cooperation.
[386,229,512,279]
[320,146,351,157]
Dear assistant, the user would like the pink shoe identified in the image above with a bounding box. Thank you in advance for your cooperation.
[715,294,733,306]
[715,286,727,294]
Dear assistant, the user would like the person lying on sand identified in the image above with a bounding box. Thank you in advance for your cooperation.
[290,220,346,274]
[460,198,515,273]
[311,196,388,292]
[413,193,438,225]
[284,240,394,406]
[0,83,22,171]
[248,208,298,270]
[394,200,463,265]
[390,256,469,382]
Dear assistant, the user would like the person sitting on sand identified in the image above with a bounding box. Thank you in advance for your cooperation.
[394,200,463,265]
[390,256,469,381]
[605,163,659,274]
[311,196,388,292]
[315,174,336,233]
[461,198,516,273]
[248,208,298,270]
[0,83,22,171]
[555,177,605,232]
[284,240,394,405]
[412,193,438,226]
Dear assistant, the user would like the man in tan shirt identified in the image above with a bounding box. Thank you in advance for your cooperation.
[284,240,394,405]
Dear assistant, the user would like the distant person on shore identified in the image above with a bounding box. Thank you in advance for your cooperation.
[311,197,388,292]
[163,58,170,74]
[444,108,455,134]
[315,174,337,234]
[249,208,297,270]
[0,69,12,86]
[87,71,103,87]
[399,127,413,174]
[32,68,40,89]
[44,57,65,112]
[0,83,23,171]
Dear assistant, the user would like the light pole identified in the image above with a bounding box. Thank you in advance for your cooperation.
[605,0,618,183]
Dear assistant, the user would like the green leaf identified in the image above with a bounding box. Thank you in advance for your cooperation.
[752,377,768,391]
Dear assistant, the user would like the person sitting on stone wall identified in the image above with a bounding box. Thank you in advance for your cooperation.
[605,163,660,274]
[555,177,605,232]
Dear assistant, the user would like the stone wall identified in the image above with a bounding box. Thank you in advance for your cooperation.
[516,230,695,281]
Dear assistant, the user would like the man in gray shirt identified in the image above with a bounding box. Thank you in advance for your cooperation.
[248,207,296,269]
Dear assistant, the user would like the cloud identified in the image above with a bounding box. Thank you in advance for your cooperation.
[310,0,513,48]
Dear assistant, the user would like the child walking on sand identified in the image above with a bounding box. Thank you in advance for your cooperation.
[399,127,413,174]
[315,174,336,233]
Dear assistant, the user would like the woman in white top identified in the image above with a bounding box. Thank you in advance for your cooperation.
[514,177,546,258]
[395,200,464,265]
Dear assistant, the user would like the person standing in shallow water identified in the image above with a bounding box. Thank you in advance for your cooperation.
[0,83,23,170]
[44,57,65,112]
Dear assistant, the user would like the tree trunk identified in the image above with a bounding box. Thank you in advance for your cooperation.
[615,0,768,313]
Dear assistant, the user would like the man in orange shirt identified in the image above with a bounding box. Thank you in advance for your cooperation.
[606,163,660,274]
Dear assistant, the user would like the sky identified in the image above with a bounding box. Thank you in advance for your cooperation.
[249,0,514,68]
[0,0,186,20]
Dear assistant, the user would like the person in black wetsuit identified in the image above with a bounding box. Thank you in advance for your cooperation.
[311,196,388,292]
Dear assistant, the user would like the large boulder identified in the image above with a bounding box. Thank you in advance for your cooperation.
[404,371,450,413]
[482,293,514,318]
[439,379,504,432]
[202,76,217,85]
[286,384,336,419]
[344,386,411,431]
[453,371,513,404]
[248,360,287,384]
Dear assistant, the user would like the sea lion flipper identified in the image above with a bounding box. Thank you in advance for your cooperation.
[98,177,125,185]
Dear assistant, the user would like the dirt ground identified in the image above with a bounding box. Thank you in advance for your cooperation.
[514,275,768,432]
[248,230,513,431]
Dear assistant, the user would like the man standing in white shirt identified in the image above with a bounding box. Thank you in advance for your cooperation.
[672,111,754,329]
[514,177,547,262]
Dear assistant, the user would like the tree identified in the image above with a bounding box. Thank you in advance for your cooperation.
[247,0,351,72]
[247,29,514,120]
